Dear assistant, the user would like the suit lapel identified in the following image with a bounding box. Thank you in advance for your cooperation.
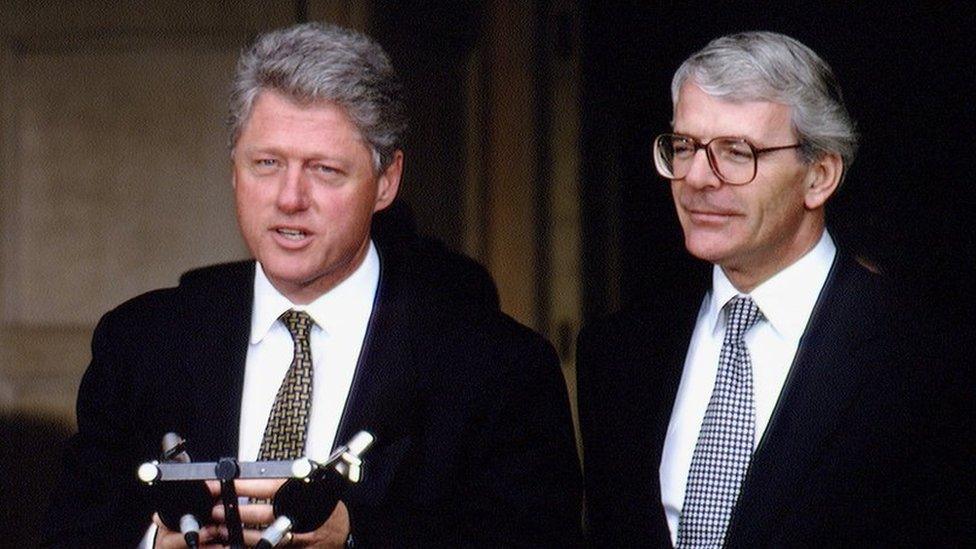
[652,300,704,465]
[728,253,879,545]
[334,244,417,450]
[654,266,714,458]
[185,262,254,461]
[651,295,706,542]
[618,275,707,544]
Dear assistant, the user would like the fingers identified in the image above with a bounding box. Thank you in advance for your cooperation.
[206,478,285,499]
[283,500,351,548]
[158,479,292,546]
[204,524,281,547]
[153,513,224,549]
[332,501,349,522]
[211,501,276,526]
[232,478,287,497]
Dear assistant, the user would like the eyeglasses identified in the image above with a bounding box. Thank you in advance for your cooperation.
[653,133,802,185]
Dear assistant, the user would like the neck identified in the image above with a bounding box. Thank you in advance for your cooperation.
[270,239,371,305]
[722,222,825,293]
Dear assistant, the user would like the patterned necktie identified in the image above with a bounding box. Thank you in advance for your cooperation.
[258,309,314,460]
[677,296,764,548]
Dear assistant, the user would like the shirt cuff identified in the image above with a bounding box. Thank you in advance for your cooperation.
[138,522,158,549]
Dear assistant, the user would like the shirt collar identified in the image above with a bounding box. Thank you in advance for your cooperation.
[706,230,837,339]
[250,241,381,344]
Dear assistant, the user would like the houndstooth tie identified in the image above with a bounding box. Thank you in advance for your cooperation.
[258,309,314,461]
[677,296,764,548]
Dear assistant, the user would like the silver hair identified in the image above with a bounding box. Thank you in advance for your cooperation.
[671,31,857,175]
[228,22,407,172]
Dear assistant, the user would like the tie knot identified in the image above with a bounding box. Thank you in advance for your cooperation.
[280,309,313,342]
[723,296,763,343]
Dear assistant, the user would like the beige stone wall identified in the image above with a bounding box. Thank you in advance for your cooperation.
[3,44,245,326]
[0,0,303,423]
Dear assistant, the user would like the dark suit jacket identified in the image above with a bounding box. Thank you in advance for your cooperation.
[578,250,963,547]
[45,241,582,547]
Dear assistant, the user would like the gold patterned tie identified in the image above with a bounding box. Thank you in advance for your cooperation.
[258,309,314,460]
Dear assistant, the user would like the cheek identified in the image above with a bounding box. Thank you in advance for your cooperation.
[233,182,279,236]
[670,183,692,224]
[754,180,806,234]
[315,190,354,221]
[312,187,376,230]
[234,185,263,220]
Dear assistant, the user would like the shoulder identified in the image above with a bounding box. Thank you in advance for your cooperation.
[96,260,253,335]
[578,308,655,351]
[578,285,703,364]
[431,308,558,374]
[375,237,500,313]
[575,309,666,396]
[820,250,914,332]
[177,260,255,292]
[579,258,708,348]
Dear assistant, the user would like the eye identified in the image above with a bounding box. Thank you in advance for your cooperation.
[716,140,755,164]
[671,138,695,158]
[307,162,344,182]
[310,163,338,174]
[252,158,281,173]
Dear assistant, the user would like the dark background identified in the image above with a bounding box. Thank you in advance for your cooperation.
[580,2,975,326]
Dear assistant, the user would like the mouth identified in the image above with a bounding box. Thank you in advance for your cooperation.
[270,226,313,248]
[689,209,737,216]
[685,208,740,224]
[275,227,308,240]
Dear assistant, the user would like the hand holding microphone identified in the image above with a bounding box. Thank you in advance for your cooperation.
[139,433,211,549]
[139,431,373,548]
[255,431,374,548]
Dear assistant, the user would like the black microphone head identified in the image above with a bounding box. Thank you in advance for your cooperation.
[153,480,213,531]
[273,474,345,533]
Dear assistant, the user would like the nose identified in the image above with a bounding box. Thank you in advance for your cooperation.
[682,148,722,190]
[276,164,311,213]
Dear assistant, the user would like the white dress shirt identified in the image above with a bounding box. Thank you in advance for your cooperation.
[238,242,379,462]
[659,231,837,544]
[139,242,379,548]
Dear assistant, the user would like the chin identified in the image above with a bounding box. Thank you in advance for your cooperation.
[684,236,736,265]
[260,257,314,283]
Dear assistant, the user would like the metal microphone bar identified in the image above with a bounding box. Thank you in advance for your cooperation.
[139,460,296,483]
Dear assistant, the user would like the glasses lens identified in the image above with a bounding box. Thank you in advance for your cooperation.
[709,138,756,184]
[654,134,695,179]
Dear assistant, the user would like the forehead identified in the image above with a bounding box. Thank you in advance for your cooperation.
[234,91,372,169]
[673,82,794,143]
[236,90,368,156]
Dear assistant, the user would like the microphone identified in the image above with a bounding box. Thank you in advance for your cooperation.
[161,432,190,463]
[142,433,211,549]
[255,432,374,548]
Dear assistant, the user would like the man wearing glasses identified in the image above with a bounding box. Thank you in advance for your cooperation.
[578,32,948,546]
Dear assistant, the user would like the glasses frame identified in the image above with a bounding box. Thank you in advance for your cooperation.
[654,133,803,185]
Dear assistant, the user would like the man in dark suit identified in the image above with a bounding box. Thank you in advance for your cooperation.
[577,32,960,547]
[45,22,580,547]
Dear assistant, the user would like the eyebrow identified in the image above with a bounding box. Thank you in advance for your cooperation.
[239,145,348,164]
[671,131,767,146]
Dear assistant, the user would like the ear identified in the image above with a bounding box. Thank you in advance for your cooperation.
[374,150,403,212]
[803,152,842,210]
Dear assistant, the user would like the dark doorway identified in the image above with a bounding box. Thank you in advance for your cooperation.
[580,2,975,325]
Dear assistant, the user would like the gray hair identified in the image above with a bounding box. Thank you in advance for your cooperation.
[228,22,407,172]
[672,31,857,175]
